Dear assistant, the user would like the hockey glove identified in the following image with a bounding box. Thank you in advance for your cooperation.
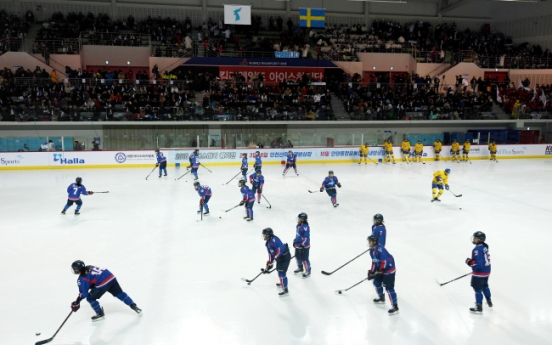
[187,165,191,170]
[239,201,245,206]
[337,183,342,188]
[200,199,204,207]
[296,246,304,254]
[320,188,324,192]
[465,258,476,266]
[87,191,94,195]
[445,184,450,190]
[367,271,376,280]
[265,261,273,272]
[258,188,262,194]
[71,300,81,312]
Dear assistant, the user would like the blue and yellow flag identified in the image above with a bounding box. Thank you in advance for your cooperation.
[299,8,325,28]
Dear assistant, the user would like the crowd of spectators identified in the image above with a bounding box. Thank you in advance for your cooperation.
[497,80,551,118]
[0,10,29,54]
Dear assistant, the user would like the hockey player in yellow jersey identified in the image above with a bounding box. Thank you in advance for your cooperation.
[359,143,369,164]
[450,140,460,162]
[462,140,471,162]
[488,141,497,161]
[433,139,442,161]
[414,140,424,163]
[401,139,412,163]
[383,139,396,164]
[432,168,451,202]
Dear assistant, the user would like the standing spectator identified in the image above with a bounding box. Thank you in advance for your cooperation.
[47,140,54,151]
[43,47,50,66]
[151,64,159,80]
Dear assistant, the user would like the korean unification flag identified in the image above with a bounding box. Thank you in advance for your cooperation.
[299,8,325,28]
[224,5,251,25]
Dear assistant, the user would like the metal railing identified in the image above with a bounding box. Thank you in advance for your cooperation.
[29,39,81,54]
[79,31,151,48]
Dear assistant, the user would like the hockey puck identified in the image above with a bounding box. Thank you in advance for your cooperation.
[219,216,222,219]
[338,291,342,294]
[459,208,462,210]
[36,333,41,336]
[247,282,251,285]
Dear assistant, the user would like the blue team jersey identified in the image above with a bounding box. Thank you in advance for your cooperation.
[156,152,167,163]
[240,185,255,202]
[294,223,310,248]
[241,157,248,169]
[372,224,387,247]
[369,244,396,275]
[67,183,88,201]
[189,153,195,164]
[197,185,212,199]
[77,266,115,299]
[471,244,491,278]
[287,153,297,164]
[266,235,287,263]
[322,176,339,189]
[254,156,262,167]
[249,173,264,188]
[191,155,200,168]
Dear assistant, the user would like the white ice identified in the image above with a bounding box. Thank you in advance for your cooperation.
[1,159,552,345]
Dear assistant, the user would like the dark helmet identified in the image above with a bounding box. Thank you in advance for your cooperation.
[418,140,422,143]
[238,179,246,186]
[262,228,274,237]
[194,149,199,154]
[373,213,384,223]
[71,260,85,274]
[472,231,486,242]
[445,168,451,174]
[367,234,379,245]
[255,151,260,155]
[365,142,369,146]
[328,170,334,175]
[242,152,247,157]
[491,141,495,144]
[76,177,82,185]
[193,181,200,187]
[288,150,293,154]
[298,213,308,222]
[155,149,159,153]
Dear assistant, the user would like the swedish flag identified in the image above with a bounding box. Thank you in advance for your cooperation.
[299,8,325,28]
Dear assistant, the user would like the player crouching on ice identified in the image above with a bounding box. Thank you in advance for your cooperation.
[70,260,141,321]
[431,168,450,202]
[367,235,398,315]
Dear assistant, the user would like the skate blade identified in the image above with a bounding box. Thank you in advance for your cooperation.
[91,316,105,322]
[388,310,400,316]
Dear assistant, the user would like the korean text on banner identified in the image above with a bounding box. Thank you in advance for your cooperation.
[224,5,251,25]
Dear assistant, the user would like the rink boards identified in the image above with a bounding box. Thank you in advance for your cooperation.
[1,144,552,170]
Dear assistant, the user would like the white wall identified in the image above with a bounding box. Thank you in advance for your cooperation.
[358,53,415,73]
[82,46,150,69]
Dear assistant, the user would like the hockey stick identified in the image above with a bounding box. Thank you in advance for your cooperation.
[321,249,370,275]
[175,170,191,181]
[308,189,321,193]
[448,189,462,197]
[224,204,241,212]
[335,278,368,294]
[262,194,272,209]
[466,156,472,164]
[94,191,109,193]
[201,165,213,173]
[436,272,471,286]
[367,156,379,165]
[224,171,243,185]
[35,310,73,345]
[145,166,157,180]
[241,255,296,285]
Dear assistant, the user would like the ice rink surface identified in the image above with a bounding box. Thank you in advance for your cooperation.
[2,158,552,345]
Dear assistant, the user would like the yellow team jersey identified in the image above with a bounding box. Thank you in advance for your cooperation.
[451,142,460,152]
[489,143,497,152]
[384,142,393,152]
[463,143,471,151]
[433,141,442,151]
[401,142,411,151]
[359,145,369,156]
[432,170,449,184]
[415,143,424,153]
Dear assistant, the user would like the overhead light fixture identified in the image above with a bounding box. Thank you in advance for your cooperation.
[390,67,394,70]
[105,60,109,65]
[127,61,131,65]
[373,66,376,70]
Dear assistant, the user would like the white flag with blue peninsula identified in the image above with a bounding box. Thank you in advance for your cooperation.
[224,5,251,25]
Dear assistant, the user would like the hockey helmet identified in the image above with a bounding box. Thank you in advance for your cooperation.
[71,260,85,274]
[367,234,379,246]
[444,168,451,174]
[298,213,308,222]
[75,177,82,185]
[373,213,384,223]
[472,231,486,243]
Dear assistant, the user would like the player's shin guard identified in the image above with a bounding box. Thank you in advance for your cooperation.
[248,208,253,219]
[432,188,438,198]
[116,292,134,306]
[386,288,397,306]
[437,189,444,198]
[278,272,288,289]
[474,288,484,305]
[483,287,491,300]
[302,260,310,273]
[373,279,384,296]
[257,193,261,202]
[87,297,102,314]
[331,197,336,204]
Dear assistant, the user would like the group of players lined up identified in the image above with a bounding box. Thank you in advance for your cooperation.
[359,139,499,164]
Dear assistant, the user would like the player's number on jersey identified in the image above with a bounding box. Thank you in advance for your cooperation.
[90,267,105,275]
[483,252,491,266]
[73,187,79,194]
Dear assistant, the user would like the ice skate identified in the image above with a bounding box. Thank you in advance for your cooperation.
[470,304,483,314]
[91,308,105,322]
[373,296,385,304]
[486,299,493,308]
[294,267,303,274]
[302,271,311,279]
[130,304,142,315]
[388,305,399,315]
[61,209,66,214]
[74,210,80,215]
[278,288,289,297]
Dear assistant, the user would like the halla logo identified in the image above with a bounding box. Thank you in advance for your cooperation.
[53,153,85,164]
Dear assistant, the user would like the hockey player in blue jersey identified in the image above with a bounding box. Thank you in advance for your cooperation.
[70,260,141,321]
[254,151,262,173]
[240,153,249,180]
[194,182,212,216]
[263,228,291,296]
[188,149,198,167]
[293,213,311,278]
[61,177,93,215]
[283,150,298,177]
[248,170,264,204]
[238,179,255,221]
[320,170,341,207]
[189,152,201,180]
[372,214,386,247]
[466,231,492,314]
[155,149,167,177]
[367,234,399,315]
